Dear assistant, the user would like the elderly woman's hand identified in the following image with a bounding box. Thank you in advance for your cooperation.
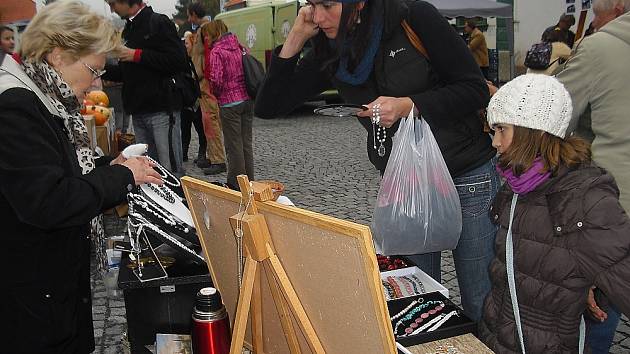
[121,157,163,186]
[110,153,127,166]
[357,96,415,128]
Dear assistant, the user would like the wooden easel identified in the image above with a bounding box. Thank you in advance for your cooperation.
[575,9,589,42]
[228,175,325,354]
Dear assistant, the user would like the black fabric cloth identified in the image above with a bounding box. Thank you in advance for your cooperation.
[254,0,493,176]
[479,164,630,353]
[0,88,134,354]
[103,6,189,115]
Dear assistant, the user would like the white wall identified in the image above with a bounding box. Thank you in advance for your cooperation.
[513,0,594,66]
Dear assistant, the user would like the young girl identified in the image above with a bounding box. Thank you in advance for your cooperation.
[479,74,630,353]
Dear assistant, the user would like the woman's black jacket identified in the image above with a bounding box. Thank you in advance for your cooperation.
[254,0,494,176]
[0,55,134,353]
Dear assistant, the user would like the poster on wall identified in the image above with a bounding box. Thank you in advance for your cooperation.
[582,0,592,9]
[567,4,576,13]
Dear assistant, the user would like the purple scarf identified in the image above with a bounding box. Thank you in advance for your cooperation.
[497,158,551,194]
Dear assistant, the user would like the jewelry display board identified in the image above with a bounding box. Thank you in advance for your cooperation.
[181,176,396,354]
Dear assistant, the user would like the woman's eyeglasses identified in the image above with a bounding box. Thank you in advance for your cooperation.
[80,60,106,79]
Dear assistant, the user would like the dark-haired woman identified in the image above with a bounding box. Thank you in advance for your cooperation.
[527,28,571,76]
[480,74,630,353]
[255,0,497,321]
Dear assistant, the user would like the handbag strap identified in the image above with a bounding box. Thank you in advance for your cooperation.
[401,20,429,60]
[506,193,586,354]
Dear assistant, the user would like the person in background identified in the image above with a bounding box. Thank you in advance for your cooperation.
[556,0,630,352]
[479,74,630,354]
[464,20,490,79]
[255,0,496,322]
[105,0,189,177]
[542,13,576,48]
[181,31,208,164]
[189,2,227,173]
[527,28,571,76]
[0,2,162,352]
[204,20,254,189]
[0,26,15,55]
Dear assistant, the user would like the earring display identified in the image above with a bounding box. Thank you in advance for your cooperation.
[387,292,476,347]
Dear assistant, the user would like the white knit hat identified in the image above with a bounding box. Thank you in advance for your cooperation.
[487,74,573,138]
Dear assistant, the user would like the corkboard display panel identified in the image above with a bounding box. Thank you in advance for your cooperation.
[181,177,396,354]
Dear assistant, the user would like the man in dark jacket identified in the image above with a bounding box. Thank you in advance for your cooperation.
[542,13,576,48]
[106,0,189,176]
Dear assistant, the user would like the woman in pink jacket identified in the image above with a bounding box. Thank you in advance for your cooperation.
[204,20,254,189]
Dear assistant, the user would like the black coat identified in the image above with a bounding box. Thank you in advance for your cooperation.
[479,164,630,353]
[0,61,134,353]
[254,0,494,176]
[103,6,189,115]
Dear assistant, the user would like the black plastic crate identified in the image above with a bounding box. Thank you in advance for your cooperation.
[118,255,212,353]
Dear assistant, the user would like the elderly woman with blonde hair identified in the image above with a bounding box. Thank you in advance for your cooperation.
[0,1,161,352]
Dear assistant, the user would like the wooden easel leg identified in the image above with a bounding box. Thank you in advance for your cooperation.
[263,262,302,354]
[251,260,264,353]
[229,256,258,354]
[266,247,325,354]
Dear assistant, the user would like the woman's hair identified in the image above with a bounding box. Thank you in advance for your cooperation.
[1,26,14,34]
[311,2,374,74]
[188,2,207,18]
[498,126,591,176]
[19,0,122,62]
[465,20,477,29]
[199,19,228,47]
[545,27,565,43]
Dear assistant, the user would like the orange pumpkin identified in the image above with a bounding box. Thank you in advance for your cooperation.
[80,99,95,114]
[84,105,111,126]
[86,90,109,107]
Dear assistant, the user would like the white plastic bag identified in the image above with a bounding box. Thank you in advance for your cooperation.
[372,108,462,255]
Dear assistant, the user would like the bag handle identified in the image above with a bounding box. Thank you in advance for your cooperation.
[402,20,430,60]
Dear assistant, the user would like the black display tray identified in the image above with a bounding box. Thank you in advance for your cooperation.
[387,292,477,347]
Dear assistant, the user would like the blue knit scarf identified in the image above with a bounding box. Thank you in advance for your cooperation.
[335,18,383,85]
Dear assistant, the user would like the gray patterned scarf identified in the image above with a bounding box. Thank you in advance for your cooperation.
[21,59,108,272]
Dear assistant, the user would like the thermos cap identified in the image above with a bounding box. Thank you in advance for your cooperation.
[200,287,217,296]
[196,287,223,313]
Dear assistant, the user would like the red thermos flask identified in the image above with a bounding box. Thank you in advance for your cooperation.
[191,287,231,354]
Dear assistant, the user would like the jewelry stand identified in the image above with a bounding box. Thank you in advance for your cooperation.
[228,175,325,354]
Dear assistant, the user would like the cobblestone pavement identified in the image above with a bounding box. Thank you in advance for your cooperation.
[93,104,630,353]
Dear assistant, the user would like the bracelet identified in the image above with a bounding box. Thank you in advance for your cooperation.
[409,275,426,294]
[398,277,415,297]
[393,301,443,334]
[401,312,445,337]
[397,303,445,335]
[390,299,422,321]
[382,281,396,300]
[426,310,459,332]
[387,276,404,298]
[404,310,457,337]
